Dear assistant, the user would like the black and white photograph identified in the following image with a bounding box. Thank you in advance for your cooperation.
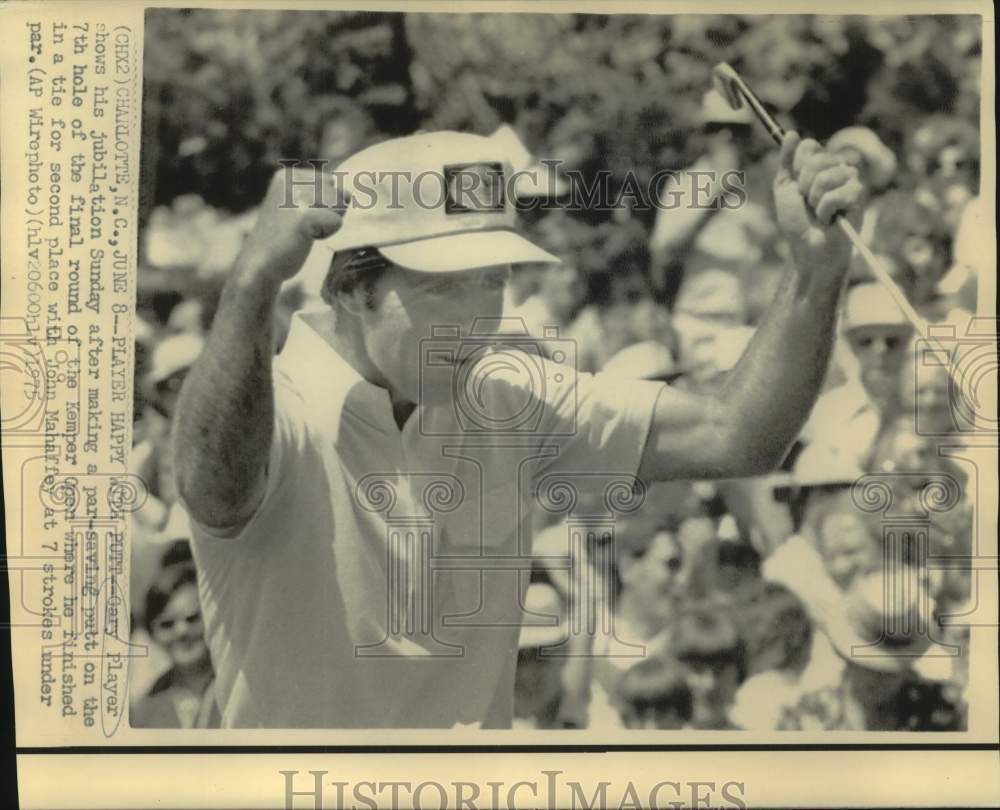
[122,8,990,735]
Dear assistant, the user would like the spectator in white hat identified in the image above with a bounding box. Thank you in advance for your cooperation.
[795,282,914,477]
[172,128,864,728]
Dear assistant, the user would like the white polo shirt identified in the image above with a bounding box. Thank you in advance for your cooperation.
[188,312,663,728]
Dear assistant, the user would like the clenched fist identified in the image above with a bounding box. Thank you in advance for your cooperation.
[239,166,349,283]
[774,131,864,274]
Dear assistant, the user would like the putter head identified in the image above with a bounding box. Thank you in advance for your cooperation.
[711,63,745,110]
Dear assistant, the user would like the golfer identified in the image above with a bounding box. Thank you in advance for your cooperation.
[173,129,862,728]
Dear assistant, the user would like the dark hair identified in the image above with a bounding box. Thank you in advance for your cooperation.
[321,246,390,308]
[161,539,193,568]
[737,582,814,676]
[144,561,199,634]
[673,606,744,673]
[614,657,693,726]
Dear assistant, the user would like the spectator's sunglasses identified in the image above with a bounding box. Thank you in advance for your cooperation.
[152,609,202,634]
[849,331,909,353]
[702,121,752,138]
[926,154,978,176]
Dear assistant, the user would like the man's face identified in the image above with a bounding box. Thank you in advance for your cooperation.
[357,264,510,406]
[819,510,878,591]
[616,523,685,605]
[151,584,210,670]
[846,324,913,408]
[903,361,954,434]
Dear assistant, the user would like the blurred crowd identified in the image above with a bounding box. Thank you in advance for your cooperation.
[128,71,984,730]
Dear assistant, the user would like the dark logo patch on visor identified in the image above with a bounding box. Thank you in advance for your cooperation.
[443,162,506,215]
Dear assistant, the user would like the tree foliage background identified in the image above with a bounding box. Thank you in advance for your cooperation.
[140,10,981,242]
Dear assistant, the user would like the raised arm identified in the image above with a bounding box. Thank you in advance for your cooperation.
[173,168,344,530]
[639,132,864,482]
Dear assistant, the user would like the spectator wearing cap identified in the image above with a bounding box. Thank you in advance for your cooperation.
[795,282,914,477]
[172,127,865,728]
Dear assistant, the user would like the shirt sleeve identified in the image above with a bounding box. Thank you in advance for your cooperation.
[531,360,665,491]
[184,369,308,543]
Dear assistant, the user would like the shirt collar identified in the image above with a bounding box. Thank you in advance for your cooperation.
[276,311,397,437]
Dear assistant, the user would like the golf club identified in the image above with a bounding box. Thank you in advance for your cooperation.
[711,62,936,343]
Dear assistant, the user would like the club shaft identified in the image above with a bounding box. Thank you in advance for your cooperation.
[836,217,945,348]
[728,69,941,346]
[731,78,785,145]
